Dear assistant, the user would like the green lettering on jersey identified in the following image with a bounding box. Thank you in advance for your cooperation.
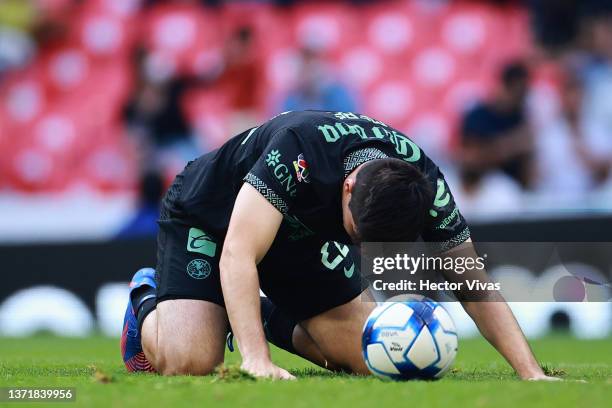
[334,122,367,139]
[372,126,391,139]
[430,178,451,217]
[318,117,420,163]
[272,163,297,197]
[389,131,421,162]
[318,124,341,142]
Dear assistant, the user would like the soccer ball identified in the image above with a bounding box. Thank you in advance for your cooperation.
[362,298,458,380]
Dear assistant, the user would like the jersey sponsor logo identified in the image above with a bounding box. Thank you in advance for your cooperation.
[429,178,451,217]
[187,228,217,257]
[292,153,310,183]
[186,259,211,280]
[273,164,297,197]
[436,206,459,230]
[265,149,281,167]
[265,150,297,197]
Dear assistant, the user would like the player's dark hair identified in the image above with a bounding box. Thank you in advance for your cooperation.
[348,158,433,243]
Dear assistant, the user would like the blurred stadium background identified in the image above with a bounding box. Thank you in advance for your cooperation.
[0,0,611,340]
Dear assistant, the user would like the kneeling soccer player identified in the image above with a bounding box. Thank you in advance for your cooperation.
[120,110,554,380]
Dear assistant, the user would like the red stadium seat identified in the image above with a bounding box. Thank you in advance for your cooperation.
[142,3,222,76]
[4,109,80,192]
[182,88,232,150]
[39,46,92,95]
[291,2,361,58]
[87,0,144,19]
[338,46,385,90]
[78,128,137,192]
[73,10,133,59]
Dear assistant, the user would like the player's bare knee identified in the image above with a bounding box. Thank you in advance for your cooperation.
[155,339,222,376]
[158,357,217,376]
[159,361,217,376]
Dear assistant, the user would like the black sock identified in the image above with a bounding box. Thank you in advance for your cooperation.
[137,298,156,332]
[130,285,156,331]
[260,296,298,354]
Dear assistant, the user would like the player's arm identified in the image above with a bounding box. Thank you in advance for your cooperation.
[440,239,557,381]
[219,183,295,380]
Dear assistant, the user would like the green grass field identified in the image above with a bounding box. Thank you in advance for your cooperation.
[0,335,610,408]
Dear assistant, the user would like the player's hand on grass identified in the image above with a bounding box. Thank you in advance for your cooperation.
[241,358,296,380]
[525,374,562,381]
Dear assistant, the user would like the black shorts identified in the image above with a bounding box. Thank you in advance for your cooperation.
[155,179,363,321]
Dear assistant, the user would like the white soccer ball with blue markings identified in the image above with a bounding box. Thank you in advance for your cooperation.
[362,299,458,380]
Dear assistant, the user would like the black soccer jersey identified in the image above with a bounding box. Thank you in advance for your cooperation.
[176,110,469,251]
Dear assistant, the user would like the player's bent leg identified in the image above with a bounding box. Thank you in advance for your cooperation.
[300,293,376,375]
[140,308,158,364]
[292,325,342,371]
[147,299,229,376]
[225,296,340,371]
[258,239,370,372]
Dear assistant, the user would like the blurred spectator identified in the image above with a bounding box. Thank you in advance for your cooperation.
[281,46,358,113]
[458,62,534,193]
[529,0,580,53]
[0,0,36,76]
[451,172,523,218]
[144,0,223,7]
[218,27,259,111]
[214,26,261,134]
[535,71,611,198]
[122,48,201,172]
[116,170,164,239]
[578,5,612,171]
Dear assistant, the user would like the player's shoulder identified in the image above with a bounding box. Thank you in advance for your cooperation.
[275,110,389,127]
[264,110,337,132]
[264,110,392,142]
